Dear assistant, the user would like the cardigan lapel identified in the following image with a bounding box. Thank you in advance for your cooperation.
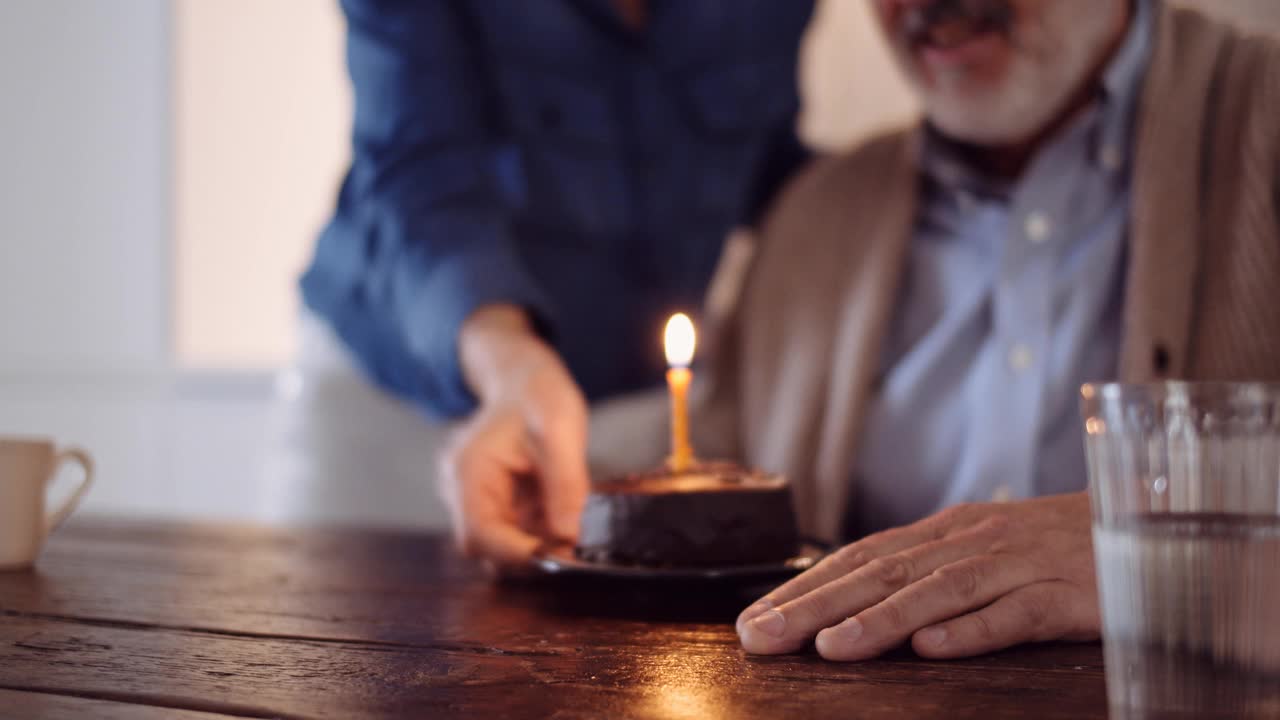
[1119,4,1225,381]
[809,132,921,540]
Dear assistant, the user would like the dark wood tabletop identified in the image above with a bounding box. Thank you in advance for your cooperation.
[0,519,1109,719]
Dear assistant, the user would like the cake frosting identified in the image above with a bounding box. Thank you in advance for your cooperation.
[575,462,799,567]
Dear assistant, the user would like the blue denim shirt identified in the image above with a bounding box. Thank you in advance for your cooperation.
[850,0,1153,536]
[301,0,814,418]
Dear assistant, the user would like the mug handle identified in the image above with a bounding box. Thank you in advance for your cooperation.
[44,447,94,536]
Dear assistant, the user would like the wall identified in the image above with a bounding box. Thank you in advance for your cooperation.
[0,0,170,376]
[799,0,919,152]
[0,0,269,522]
[173,0,350,368]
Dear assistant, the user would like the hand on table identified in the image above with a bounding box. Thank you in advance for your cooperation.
[737,492,1099,660]
[438,305,589,567]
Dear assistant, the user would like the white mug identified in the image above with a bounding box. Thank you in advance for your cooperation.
[0,437,94,570]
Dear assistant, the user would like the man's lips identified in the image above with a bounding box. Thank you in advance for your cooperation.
[916,29,1006,69]
[900,0,1013,70]
[915,17,995,49]
[901,0,1012,49]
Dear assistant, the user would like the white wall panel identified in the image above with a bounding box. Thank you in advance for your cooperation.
[0,0,170,375]
[173,0,350,368]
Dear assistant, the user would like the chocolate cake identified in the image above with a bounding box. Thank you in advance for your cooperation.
[575,463,799,567]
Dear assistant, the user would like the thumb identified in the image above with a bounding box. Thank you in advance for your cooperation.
[532,395,590,542]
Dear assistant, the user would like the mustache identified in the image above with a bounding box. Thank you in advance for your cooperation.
[902,0,1014,46]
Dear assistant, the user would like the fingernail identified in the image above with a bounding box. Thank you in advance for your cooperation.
[917,626,947,648]
[747,609,787,638]
[814,618,864,658]
[736,599,773,632]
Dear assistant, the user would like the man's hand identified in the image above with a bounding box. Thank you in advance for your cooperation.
[737,492,1099,660]
[438,305,589,566]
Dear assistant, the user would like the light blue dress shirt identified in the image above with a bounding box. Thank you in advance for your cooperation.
[850,0,1154,537]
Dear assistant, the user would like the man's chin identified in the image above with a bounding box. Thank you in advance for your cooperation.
[924,99,1046,148]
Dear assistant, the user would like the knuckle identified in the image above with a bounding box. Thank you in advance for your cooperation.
[831,545,870,572]
[807,554,847,580]
[934,563,981,601]
[969,611,997,642]
[1017,593,1052,631]
[979,512,1013,536]
[865,555,914,590]
[933,503,975,537]
[793,591,838,627]
[877,601,908,631]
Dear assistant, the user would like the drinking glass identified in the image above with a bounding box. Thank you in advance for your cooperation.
[1081,382,1280,718]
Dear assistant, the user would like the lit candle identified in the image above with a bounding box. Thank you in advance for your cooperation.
[664,313,696,473]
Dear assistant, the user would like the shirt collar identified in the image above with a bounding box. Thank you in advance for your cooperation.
[921,0,1155,194]
[1096,0,1153,171]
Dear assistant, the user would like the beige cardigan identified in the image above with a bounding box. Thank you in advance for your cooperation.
[694,2,1280,542]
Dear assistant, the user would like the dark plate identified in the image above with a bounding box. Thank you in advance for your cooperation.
[531,542,828,585]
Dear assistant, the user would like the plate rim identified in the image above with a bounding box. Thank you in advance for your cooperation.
[531,541,828,581]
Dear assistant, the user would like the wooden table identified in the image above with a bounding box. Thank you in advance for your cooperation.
[0,519,1109,719]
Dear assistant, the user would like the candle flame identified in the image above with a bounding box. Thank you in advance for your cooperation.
[664,313,696,367]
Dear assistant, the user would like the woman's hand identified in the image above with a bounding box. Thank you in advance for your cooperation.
[437,305,589,566]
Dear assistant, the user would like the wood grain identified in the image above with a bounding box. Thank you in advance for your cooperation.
[0,688,237,720]
[0,519,1110,719]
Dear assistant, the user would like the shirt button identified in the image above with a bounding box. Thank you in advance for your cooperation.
[992,485,1013,503]
[1008,343,1034,372]
[1024,212,1051,244]
[1099,145,1122,172]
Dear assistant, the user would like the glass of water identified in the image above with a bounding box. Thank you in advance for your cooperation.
[1081,382,1280,718]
